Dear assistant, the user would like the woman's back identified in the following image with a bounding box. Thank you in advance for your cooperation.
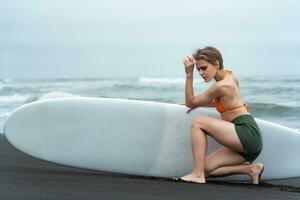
[213,70,249,121]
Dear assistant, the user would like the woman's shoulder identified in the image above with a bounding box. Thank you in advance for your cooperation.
[210,81,229,97]
[225,69,240,86]
[213,71,239,93]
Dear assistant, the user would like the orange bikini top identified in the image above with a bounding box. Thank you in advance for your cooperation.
[213,99,250,114]
[213,70,250,114]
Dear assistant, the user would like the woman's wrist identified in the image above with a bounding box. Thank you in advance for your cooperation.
[186,73,193,78]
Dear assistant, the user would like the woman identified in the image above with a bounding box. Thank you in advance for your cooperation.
[180,46,264,184]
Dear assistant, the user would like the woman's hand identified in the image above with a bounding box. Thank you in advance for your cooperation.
[183,56,195,76]
[186,106,196,114]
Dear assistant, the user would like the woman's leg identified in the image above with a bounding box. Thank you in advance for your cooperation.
[181,116,249,183]
[205,147,264,184]
[180,122,208,183]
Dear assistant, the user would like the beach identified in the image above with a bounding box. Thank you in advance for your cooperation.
[0,135,300,200]
[1,1,300,199]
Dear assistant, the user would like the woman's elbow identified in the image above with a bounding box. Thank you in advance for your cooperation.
[185,100,194,108]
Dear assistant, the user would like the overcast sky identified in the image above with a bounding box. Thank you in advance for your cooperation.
[1,0,300,79]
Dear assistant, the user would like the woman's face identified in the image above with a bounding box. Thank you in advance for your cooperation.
[195,59,218,82]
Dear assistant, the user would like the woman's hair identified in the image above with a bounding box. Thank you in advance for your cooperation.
[192,46,224,69]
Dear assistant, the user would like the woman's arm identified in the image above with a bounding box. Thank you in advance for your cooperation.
[183,56,221,109]
[183,77,215,108]
[185,73,195,107]
[186,84,220,108]
[177,101,215,107]
[202,101,215,107]
[183,56,196,107]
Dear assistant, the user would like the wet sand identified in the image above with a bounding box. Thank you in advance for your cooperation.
[1,135,300,200]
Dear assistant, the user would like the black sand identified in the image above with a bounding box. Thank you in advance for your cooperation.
[1,135,300,200]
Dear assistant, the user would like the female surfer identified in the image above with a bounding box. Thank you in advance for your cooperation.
[180,46,264,184]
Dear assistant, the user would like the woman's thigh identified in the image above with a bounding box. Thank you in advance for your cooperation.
[192,116,244,153]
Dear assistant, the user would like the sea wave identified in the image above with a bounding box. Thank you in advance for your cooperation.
[1,79,13,83]
[112,84,182,92]
[242,78,300,83]
[249,102,300,117]
[138,77,187,84]
[0,94,36,104]
[0,86,40,94]
[38,91,80,100]
[0,91,79,105]
[0,112,10,119]
[0,112,10,134]
[138,77,208,84]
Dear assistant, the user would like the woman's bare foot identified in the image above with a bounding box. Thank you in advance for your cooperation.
[180,172,206,183]
[249,163,264,184]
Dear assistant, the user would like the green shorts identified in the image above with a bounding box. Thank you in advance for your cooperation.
[231,114,263,163]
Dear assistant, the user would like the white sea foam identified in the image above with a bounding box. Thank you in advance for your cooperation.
[39,91,80,100]
[0,112,13,134]
[0,94,32,104]
[138,77,204,84]
[138,77,185,84]
[3,79,13,83]
[0,112,10,118]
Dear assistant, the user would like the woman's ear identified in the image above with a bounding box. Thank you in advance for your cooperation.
[214,60,220,69]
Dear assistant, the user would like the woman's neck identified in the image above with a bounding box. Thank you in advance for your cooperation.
[214,69,227,82]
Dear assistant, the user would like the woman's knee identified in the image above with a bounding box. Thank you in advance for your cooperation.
[191,116,212,130]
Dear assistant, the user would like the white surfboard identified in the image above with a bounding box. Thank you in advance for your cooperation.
[3,97,300,181]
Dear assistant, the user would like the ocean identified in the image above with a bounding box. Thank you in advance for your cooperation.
[0,77,300,133]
